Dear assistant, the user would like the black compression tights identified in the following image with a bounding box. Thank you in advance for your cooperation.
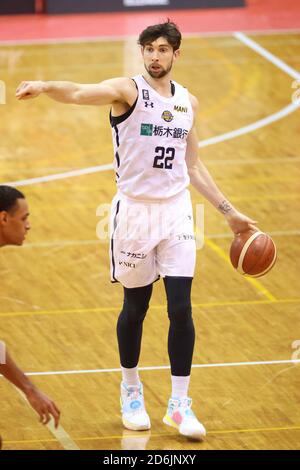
[117,277,195,376]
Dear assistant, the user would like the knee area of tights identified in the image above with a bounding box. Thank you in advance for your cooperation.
[167,303,192,323]
[121,304,149,322]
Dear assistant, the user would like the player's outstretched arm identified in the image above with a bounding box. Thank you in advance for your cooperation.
[0,350,60,428]
[16,77,136,106]
[186,94,257,234]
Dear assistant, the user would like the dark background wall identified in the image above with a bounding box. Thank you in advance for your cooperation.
[0,0,246,15]
[45,0,246,14]
[0,0,36,14]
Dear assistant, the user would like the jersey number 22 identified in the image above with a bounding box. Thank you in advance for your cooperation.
[153,146,175,170]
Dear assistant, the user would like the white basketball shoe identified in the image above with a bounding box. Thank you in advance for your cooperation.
[163,397,206,440]
[120,382,151,431]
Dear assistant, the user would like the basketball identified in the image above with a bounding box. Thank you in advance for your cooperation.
[230,230,277,277]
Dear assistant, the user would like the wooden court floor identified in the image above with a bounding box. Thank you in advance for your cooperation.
[0,31,300,450]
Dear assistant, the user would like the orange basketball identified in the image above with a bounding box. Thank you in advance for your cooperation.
[230,230,277,277]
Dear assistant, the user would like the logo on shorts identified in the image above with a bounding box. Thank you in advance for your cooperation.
[177,233,195,241]
[121,251,147,259]
[140,123,153,136]
[119,261,136,268]
[161,110,173,122]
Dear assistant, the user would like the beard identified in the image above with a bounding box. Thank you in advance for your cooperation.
[146,60,173,79]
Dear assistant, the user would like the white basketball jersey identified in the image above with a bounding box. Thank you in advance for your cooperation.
[110,74,194,200]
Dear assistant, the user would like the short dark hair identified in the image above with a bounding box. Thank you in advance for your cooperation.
[138,20,181,51]
[0,186,25,212]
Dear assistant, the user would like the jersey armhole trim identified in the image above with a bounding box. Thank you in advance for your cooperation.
[109,79,138,127]
[171,81,175,96]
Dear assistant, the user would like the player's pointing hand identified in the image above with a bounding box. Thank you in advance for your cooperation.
[16,81,44,100]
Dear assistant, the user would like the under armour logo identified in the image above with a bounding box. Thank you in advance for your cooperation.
[144,101,154,108]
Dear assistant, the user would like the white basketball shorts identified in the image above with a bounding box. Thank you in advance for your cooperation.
[109,189,196,288]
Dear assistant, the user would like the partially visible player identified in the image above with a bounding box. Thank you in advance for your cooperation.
[0,185,60,431]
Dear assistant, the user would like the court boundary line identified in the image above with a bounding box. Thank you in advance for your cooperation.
[14,387,80,450]
[0,297,299,319]
[198,101,300,148]
[1,32,299,450]
[4,423,300,446]
[2,32,300,187]
[45,421,80,450]
[205,238,277,301]
[10,229,298,250]
[1,297,300,318]
[1,27,300,46]
[201,31,300,302]
[234,31,300,80]
[3,99,300,187]
[1,359,299,379]
[3,154,300,169]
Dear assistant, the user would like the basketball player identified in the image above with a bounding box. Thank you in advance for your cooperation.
[16,21,257,440]
[0,185,60,430]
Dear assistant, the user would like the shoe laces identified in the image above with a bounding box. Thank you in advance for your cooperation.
[169,397,195,418]
[122,384,144,412]
[126,387,141,401]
